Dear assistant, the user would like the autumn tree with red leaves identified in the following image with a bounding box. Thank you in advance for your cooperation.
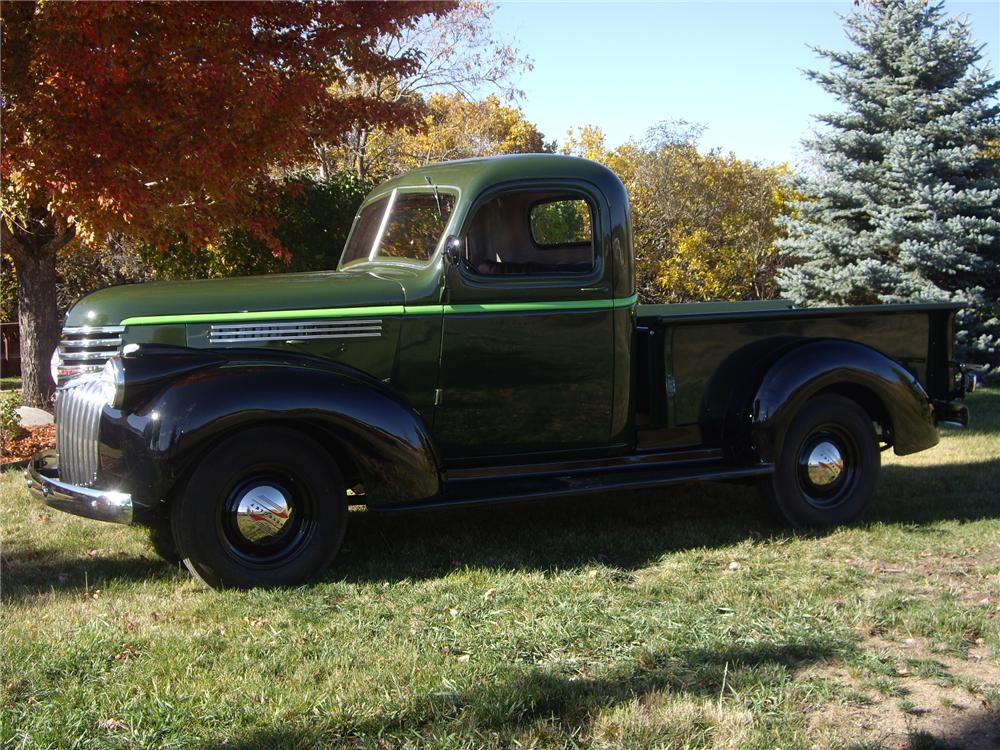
[0,1,452,406]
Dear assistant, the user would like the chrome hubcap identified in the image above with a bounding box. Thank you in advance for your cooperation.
[805,440,844,487]
[233,484,293,543]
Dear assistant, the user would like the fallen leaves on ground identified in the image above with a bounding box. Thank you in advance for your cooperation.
[1,424,55,465]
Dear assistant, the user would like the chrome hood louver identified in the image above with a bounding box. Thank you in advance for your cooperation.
[208,319,383,344]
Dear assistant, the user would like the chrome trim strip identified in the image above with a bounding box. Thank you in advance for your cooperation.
[61,337,123,347]
[208,319,383,344]
[26,451,132,525]
[61,350,122,361]
[211,332,382,344]
[61,325,126,335]
[209,319,382,330]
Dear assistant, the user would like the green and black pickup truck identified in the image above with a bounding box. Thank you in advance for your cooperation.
[29,154,975,589]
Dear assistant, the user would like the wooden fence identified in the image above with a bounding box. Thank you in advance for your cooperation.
[1,322,21,377]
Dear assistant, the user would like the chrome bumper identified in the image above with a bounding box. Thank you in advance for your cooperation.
[25,450,133,525]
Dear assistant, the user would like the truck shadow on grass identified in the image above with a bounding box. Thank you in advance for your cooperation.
[212,638,845,749]
[210,638,1000,749]
[3,456,998,601]
[0,547,185,602]
[332,455,1000,585]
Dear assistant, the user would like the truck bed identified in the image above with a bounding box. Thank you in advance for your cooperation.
[634,299,962,450]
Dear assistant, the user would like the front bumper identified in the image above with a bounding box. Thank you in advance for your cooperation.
[26,450,133,525]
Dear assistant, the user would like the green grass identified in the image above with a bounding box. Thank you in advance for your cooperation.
[0,376,22,393]
[2,390,998,749]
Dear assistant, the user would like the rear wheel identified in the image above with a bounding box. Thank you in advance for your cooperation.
[759,394,880,529]
[171,427,347,589]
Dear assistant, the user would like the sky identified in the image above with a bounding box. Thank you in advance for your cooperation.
[490,1,1000,167]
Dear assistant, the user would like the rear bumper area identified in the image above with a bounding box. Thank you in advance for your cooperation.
[25,450,133,525]
[932,400,969,428]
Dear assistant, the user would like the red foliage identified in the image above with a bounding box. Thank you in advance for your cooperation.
[0,1,453,248]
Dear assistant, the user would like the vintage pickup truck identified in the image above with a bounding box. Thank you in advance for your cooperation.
[28,154,974,588]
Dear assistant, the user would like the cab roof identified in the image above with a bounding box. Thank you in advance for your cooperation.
[370,153,628,209]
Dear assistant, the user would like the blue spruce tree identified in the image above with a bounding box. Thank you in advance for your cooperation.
[778,0,1000,373]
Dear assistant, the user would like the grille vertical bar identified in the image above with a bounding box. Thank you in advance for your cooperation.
[56,378,106,486]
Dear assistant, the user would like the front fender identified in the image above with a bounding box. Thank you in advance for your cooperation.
[98,348,441,514]
[750,339,937,462]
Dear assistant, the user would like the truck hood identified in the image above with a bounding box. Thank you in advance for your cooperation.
[65,269,407,328]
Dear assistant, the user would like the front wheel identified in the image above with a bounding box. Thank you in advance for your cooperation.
[146,522,181,565]
[759,394,880,529]
[171,427,347,589]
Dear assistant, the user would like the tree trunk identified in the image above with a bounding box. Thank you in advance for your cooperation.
[3,206,75,408]
[16,248,61,407]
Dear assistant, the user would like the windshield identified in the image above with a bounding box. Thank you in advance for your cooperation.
[340,189,455,266]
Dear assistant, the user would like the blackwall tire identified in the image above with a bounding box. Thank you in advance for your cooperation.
[171,427,347,589]
[759,394,880,529]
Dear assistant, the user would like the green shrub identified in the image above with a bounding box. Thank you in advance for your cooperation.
[0,390,24,443]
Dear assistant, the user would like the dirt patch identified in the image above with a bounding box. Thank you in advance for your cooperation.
[1,424,55,466]
[804,636,1000,749]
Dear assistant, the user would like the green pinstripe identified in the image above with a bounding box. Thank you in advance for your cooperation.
[119,294,639,326]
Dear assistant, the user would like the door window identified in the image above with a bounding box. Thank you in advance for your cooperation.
[466,190,594,275]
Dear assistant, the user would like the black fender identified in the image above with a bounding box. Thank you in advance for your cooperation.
[703,337,938,463]
[97,346,441,516]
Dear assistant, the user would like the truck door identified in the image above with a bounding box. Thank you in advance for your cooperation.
[434,184,615,462]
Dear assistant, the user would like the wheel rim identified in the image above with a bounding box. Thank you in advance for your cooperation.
[219,473,316,567]
[796,425,859,510]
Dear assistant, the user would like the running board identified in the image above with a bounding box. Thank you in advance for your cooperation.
[376,462,774,513]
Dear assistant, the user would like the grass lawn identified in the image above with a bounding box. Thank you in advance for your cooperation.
[0,376,22,393]
[2,390,998,749]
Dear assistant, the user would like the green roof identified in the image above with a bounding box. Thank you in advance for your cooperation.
[370,154,628,209]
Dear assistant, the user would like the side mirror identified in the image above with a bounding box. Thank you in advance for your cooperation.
[444,235,464,266]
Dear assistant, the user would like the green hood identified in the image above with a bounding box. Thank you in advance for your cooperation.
[65,269,407,328]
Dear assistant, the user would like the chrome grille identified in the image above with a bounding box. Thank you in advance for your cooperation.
[209,319,382,344]
[58,325,125,377]
[55,378,105,486]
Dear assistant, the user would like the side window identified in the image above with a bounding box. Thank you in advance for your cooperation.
[466,190,595,275]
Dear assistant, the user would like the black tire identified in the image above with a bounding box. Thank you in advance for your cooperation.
[145,523,181,565]
[170,427,347,589]
[759,394,880,529]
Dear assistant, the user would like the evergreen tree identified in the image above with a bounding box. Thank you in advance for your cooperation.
[778,0,1000,372]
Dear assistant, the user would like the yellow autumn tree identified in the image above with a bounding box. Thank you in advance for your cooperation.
[365,93,553,176]
[563,124,796,303]
[322,92,551,180]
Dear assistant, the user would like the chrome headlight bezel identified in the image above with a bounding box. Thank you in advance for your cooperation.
[100,357,125,409]
[50,347,61,385]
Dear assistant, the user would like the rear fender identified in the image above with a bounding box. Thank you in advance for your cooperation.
[748,339,937,461]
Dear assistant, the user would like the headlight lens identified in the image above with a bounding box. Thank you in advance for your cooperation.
[100,358,125,408]
[50,348,61,385]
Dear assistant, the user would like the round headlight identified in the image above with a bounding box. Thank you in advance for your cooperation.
[100,357,125,408]
[50,348,61,385]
